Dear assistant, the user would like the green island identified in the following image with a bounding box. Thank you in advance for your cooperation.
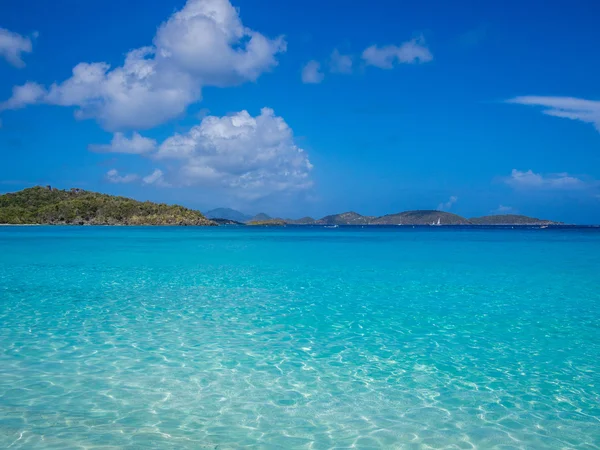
[247,219,287,226]
[0,186,563,226]
[0,186,215,226]
[468,214,557,225]
[239,210,561,226]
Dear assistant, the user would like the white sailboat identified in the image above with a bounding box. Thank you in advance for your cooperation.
[431,218,441,226]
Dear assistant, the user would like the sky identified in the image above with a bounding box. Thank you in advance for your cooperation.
[1,0,600,223]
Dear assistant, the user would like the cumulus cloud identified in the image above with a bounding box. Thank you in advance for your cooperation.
[105,169,139,184]
[0,27,33,68]
[301,60,324,84]
[89,132,157,154]
[504,169,584,190]
[437,195,458,211]
[0,0,286,130]
[362,36,433,69]
[0,82,46,110]
[142,169,169,187]
[507,96,600,132]
[154,108,313,199]
[330,49,352,74]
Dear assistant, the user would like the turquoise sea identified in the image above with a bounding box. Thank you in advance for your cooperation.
[0,226,599,449]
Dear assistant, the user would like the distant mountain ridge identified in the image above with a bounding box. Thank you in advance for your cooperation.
[205,207,562,226]
[210,218,245,225]
[205,208,274,224]
[248,213,271,222]
[469,214,558,225]
[280,211,561,226]
[315,211,375,225]
[247,218,286,226]
[286,216,316,225]
[204,208,251,223]
[371,210,469,225]
[1,189,562,227]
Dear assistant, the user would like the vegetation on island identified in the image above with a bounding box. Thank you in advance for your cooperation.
[212,209,561,226]
[210,218,245,225]
[0,187,563,227]
[469,214,559,225]
[248,213,272,222]
[0,186,216,226]
[285,216,316,225]
[204,207,251,223]
[371,210,470,225]
[247,219,287,226]
[315,212,375,225]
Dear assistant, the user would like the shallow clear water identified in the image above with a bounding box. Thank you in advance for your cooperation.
[0,226,599,449]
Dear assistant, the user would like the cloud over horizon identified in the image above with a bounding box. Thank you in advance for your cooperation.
[0,0,286,130]
[437,195,458,211]
[504,169,585,190]
[96,108,313,200]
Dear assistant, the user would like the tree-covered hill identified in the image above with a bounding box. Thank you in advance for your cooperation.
[0,186,216,226]
[371,210,471,225]
[469,214,561,225]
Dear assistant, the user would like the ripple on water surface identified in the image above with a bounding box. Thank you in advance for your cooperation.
[0,226,599,449]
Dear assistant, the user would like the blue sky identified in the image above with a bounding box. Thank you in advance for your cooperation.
[1,0,600,223]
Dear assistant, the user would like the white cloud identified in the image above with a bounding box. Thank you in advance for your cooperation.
[154,108,313,199]
[301,60,324,84]
[362,36,433,69]
[508,96,600,132]
[0,82,46,110]
[504,169,584,190]
[89,132,157,154]
[330,49,352,74]
[142,169,169,187]
[492,205,516,214]
[437,195,458,211]
[105,169,139,184]
[0,0,285,130]
[0,27,33,68]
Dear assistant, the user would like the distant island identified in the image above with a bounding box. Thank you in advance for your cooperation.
[0,186,215,226]
[247,219,287,226]
[212,209,562,226]
[468,214,558,225]
[204,207,251,223]
[0,186,563,226]
[210,218,245,225]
